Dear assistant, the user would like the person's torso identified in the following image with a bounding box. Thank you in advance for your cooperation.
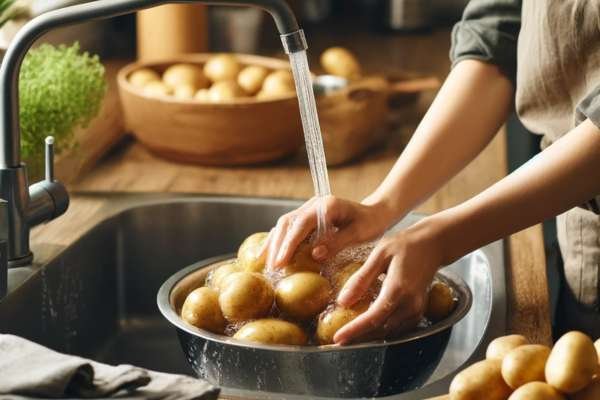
[516,0,600,147]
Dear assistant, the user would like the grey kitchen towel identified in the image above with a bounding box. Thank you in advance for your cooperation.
[0,335,219,400]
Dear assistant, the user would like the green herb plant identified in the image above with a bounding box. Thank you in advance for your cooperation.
[18,42,106,177]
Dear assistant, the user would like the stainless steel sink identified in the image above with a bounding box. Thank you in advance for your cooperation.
[0,193,506,399]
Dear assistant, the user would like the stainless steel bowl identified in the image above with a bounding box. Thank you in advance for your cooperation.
[157,255,472,398]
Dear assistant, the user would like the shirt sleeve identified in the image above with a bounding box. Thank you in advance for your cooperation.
[577,86,600,130]
[450,0,522,82]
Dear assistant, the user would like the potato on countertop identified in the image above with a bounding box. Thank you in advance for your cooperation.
[501,344,551,389]
[507,382,564,400]
[486,334,528,361]
[545,331,598,394]
[449,359,512,400]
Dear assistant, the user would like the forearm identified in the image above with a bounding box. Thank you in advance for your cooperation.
[435,119,600,265]
[364,60,514,223]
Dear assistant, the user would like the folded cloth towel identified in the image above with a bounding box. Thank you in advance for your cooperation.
[0,335,219,400]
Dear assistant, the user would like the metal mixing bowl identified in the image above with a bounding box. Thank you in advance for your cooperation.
[157,255,472,398]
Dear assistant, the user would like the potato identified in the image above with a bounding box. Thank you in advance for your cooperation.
[449,359,512,400]
[218,271,274,321]
[316,302,369,345]
[501,344,551,389]
[194,88,211,102]
[572,377,600,400]
[238,65,269,95]
[208,81,245,103]
[257,69,295,99]
[129,68,160,88]
[507,382,564,400]
[331,262,361,293]
[180,287,226,334]
[237,232,268,273]
[204,54,242,82]
[486,335,528,361]
[173,84,196,100]
[275,272,331,320]
[233,318,307,345]
[143,81,172,97]
[545,331,598,394]
[320,47,361,80]
[163,63,208,90]
[280,243,321,276]
[207,262,240,291]
[263,69,294,89]
[425,281,456,322]
[594,338,600,364]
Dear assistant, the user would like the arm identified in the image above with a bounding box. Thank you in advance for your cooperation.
[363,59,514,220]
[366,0,523,218]
[265,59,514,268]
[436,118,600,264]
[335,119,600,344]
[266,0,521,267]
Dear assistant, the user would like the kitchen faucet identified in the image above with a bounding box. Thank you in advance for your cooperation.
[0,0,307,299]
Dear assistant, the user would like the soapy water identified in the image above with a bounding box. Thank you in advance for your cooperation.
[288,50,331,240]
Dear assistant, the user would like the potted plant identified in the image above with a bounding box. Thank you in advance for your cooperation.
[19,42,107,179]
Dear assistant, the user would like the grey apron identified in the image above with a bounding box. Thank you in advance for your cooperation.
[516,0,600,328]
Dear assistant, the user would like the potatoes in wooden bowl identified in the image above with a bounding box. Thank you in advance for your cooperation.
[118,53,303,166]
[176,232,461,347]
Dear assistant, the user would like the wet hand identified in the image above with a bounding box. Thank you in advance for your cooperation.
[262,195,394,269]
[333,218,443,345]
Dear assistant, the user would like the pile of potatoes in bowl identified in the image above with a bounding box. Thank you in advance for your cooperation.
[127,54,296,103]
[449,331,600,400]
[179,232,458,346]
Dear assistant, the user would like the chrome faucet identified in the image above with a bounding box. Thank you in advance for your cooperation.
[0,0,307,299]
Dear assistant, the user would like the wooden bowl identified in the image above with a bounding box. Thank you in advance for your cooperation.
[117,54,303,166]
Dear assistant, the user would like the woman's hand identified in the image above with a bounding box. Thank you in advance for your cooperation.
[333,217,444,345]
[264,195,396,269]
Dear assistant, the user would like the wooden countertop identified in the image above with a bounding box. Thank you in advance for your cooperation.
[30,26,550,399]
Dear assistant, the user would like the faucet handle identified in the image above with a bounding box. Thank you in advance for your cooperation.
[44,136,54,182]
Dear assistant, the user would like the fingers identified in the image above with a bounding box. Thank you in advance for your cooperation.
[275,211,317,266]
[312,225,357,262]
[337,245,388,307]
[258,228,274,260]
[334,259,401,344]
[266,215,292,268]
[265,198,318,268]
[382,308,422,338]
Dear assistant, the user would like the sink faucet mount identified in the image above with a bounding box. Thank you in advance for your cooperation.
[0,0,307,299]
